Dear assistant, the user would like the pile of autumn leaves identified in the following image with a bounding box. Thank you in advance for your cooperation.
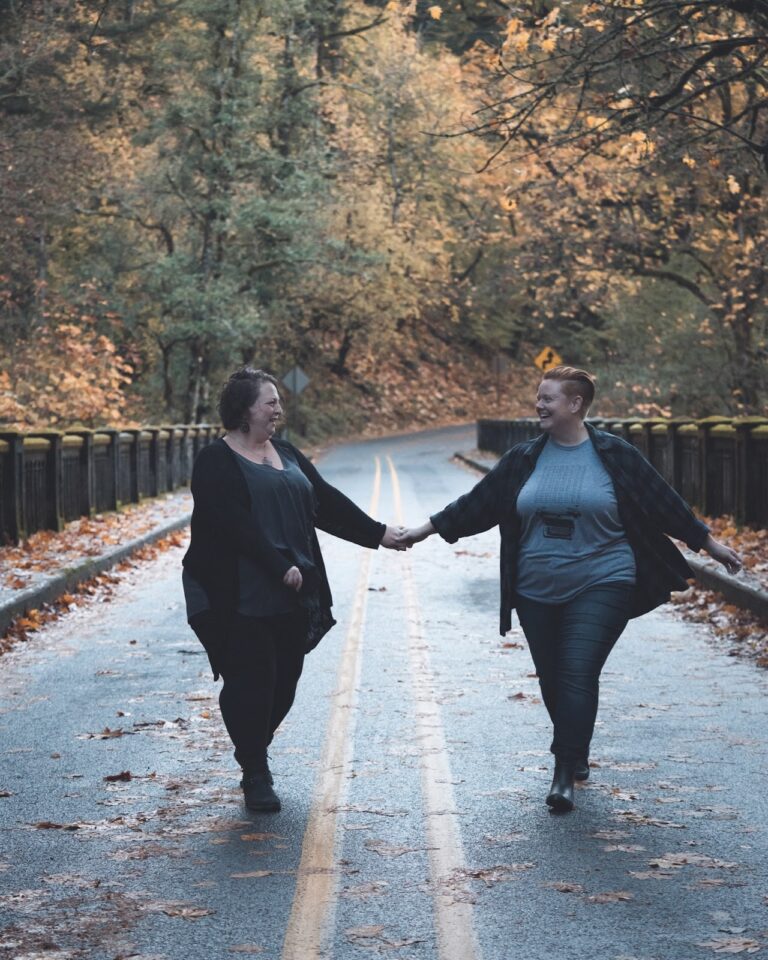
[671,518,768,668]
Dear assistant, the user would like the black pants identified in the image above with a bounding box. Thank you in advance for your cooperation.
[218,611,308,773]
[515,583,633,767]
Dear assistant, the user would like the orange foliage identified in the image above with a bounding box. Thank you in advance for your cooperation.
[0,300,133,430]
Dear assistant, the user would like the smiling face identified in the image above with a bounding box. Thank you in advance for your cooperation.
[246,381,283,439]
[535,379,584,434]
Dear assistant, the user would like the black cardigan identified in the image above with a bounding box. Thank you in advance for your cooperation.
[183,437,386,628]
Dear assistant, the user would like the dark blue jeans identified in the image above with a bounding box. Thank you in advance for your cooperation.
[515,583,633,767]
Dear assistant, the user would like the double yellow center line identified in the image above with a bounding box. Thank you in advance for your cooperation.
[281,454,480,960]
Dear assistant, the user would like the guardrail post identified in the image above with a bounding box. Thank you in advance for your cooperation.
[667,420,693,492]
[698,417,731,518]
[179,426,192,485]
[734,420,751,526]
[127,429,142,503]
[0,431,26,543]
[101,429,121,510]
[148,428,161,497]
[72,430,95,517]
[37,431,64,532]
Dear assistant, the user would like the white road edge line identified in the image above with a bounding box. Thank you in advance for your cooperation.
[387,454,482,960]
[280,456,381,960]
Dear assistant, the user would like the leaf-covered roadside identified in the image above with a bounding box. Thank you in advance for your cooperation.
[672,516,768,668]
[0,492,191,655]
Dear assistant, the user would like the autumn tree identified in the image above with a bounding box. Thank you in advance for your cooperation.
[457,0,768,413]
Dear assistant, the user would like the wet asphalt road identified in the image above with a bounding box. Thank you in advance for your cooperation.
[1,425,767,960]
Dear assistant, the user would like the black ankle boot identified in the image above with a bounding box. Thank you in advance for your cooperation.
[546,763,575,812]
[574,760,590,781]
[241,771,281,813]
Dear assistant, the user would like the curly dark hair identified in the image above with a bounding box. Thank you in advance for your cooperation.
[217,367,279,431]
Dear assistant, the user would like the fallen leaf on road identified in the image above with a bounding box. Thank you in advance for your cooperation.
[240,833,284,842]
[329,804,407,818]
[615,810,686,829]
[446,864,533,889]
[587,890,634,904]
[648,853,737,871]
[103,771,132,782]
[629,871,677,880]
[0,790,12,798]
[340,881,389,900]
[230,871,273,879]
[158,904,214,919]
[604,761,656,771]
[697,937,762,954]
[545,881,583,893]
[364,839,425,858]
[79,727,128,740]
[32,821,81,831]
[603,844,645,853]
[483,832,527,845]
[591,830,630,841]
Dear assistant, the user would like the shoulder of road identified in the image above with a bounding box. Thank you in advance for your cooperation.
[0,492,192,639]
[454,452,768,622]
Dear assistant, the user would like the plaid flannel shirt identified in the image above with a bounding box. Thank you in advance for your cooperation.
[430,423,710,635]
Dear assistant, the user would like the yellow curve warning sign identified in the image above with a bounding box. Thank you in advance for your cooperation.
[534,346,563,372]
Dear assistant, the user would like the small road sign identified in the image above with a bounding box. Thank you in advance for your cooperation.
[534,347,563,372]
[282,366,309,395]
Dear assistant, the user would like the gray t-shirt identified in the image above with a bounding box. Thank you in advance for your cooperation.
[515,437,636,603]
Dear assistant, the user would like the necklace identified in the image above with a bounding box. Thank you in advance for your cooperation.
[228,434,272,464]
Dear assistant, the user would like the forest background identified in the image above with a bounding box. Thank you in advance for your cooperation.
[1,0,767,439]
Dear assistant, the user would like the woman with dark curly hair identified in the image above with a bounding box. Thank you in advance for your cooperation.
[182,367,405,813]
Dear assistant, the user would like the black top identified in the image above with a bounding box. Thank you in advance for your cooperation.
[182,437,386,647]
[233,448,316,616]
[430,423,710,634]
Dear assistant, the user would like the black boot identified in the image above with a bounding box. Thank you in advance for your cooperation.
[241,770,281,813]
[574,760,590,781]
[235,748,273,785]
[546,763,575,812]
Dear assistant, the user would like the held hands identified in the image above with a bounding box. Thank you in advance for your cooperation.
[380,521,436,551]
[704,535,742,576]
[283,565,303,592]
[397,521,435,549]
[380,525,409,551]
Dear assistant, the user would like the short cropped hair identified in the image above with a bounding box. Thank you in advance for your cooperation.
[217,367,278,430]
[542,365,596,416]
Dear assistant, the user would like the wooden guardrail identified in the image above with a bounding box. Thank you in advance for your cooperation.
[477,416,768,527]
[0,425,218,544]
